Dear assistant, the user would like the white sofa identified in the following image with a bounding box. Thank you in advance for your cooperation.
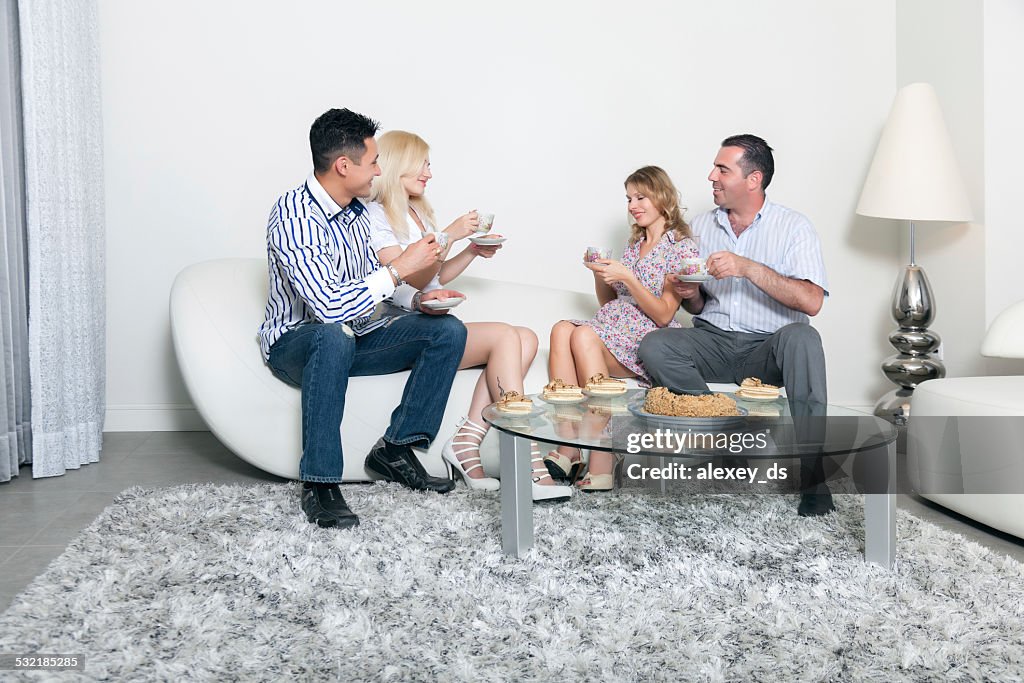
[907,300,1024,538]
[172,258,727,481]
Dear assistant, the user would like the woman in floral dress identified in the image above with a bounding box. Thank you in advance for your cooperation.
[546,166,699,490]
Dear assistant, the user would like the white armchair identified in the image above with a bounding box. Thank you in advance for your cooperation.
[907,300,1024,538]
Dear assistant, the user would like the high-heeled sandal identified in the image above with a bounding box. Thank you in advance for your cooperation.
[543,449,586,483]
[576,453,625,492]
[530,444,572,502]
[442,417,500,491]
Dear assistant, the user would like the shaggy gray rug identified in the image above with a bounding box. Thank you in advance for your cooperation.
[1,483,1023,682]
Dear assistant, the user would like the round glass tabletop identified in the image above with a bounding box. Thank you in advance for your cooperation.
[482,389,897,459]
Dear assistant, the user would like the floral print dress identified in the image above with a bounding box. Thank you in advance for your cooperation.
[569,233,698,385]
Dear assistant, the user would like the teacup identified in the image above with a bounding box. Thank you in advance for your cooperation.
[679,257,707,277]
[584,247,612,263]
[430,232,450,251]
[476,213,495,233]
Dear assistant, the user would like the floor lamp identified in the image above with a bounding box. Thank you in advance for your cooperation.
[855,82,973,427]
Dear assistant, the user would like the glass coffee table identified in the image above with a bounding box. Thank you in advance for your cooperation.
[483,389,899,567]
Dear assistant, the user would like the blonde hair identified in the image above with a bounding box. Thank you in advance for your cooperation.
[370,130,437,241]
[624,166,690,245]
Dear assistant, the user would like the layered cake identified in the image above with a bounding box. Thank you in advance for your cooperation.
[735,377,781,401]
[542,378,585,402]
[584,373,628,396]
[495,390,534,414]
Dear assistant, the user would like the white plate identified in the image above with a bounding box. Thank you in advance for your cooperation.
[492,404,545,419]
[627,398,749,429]
[537,393,587,404]
[677,273,711,283]
[734,390,781,402]
[468,236,507,246]
[420,296,465,310]
[582,387,628,398]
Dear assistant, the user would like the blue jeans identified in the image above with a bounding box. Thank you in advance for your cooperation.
[266,314,467,482]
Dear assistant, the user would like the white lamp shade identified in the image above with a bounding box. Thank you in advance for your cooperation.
[856,82,973,222]
[981,300,1024,359]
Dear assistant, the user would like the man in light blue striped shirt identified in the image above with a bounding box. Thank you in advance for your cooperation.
[638,135,832,513]
[259,109,468,529]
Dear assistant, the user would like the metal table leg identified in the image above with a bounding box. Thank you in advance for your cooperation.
[499,431,533,556]
[864,439,897,567]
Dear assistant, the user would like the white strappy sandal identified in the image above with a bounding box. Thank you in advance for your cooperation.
[530,444,573,502]
[442,417,500,491]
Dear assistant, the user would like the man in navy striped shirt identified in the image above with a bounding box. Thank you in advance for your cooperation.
[259,109,467,529]
[638,134,833,514]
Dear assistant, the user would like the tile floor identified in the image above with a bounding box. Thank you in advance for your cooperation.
[1,431,1023,612]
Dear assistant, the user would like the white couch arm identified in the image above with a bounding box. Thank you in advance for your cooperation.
[981,299,1024,358]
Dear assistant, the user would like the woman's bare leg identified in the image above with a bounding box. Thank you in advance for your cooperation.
[514,326,539,382]
[569,325,636,480]
[446,322,524,480]
[548,321,580,386]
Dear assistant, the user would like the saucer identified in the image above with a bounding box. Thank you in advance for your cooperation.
[582,387,628,398]
[677,273,711,283]
[734,390,780,402]
[538,393,587,404]
[469,236,507,246]
[420,296,465,310]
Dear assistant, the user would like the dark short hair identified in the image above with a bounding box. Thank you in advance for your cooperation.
[310,108,381,174]
[721,134,774,191]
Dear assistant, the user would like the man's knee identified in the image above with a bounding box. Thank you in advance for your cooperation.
[638,328,678,367]
[776,323,823,352]
[432,314,468,346]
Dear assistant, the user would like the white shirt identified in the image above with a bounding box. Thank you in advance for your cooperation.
[367,202,443,309]
[692,198,829,334]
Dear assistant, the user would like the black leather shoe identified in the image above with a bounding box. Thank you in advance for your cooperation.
[301,484,360,529]
[798,485,836,517]
[364,440,455,493]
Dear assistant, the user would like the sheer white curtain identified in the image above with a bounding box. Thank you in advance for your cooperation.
[19,0,105,478]
[1,0,30,483]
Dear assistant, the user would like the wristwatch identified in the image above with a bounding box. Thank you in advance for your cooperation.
[385,263,404,287]
[412,291,423,312]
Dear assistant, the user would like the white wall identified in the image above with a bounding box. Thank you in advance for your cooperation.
[982,0,1024,376]
[895,0,1024,379]
[99,0,900,429]
[896,0,987,378]
[984,0,1024,326]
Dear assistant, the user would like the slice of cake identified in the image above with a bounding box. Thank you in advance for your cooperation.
[542,378,585,402]
[585,373,628,396]
[735,377,781,400]
[495,390,534,414]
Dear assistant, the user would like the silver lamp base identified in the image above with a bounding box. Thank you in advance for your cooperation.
[873,263,945,427]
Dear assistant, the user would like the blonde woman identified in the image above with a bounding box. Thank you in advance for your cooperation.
[547,166,698,491]
[368,130,570,501]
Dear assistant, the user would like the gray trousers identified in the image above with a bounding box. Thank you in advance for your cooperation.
[637,318,827,405]
[640,319,830,492]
